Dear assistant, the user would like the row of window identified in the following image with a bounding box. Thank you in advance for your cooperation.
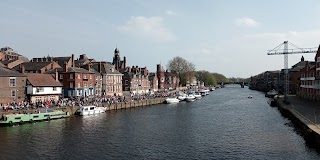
[36,87,57,93]
[69,82,93,88]
[106,85,121,92]
[60,74,93,80]
[107,75,122,83]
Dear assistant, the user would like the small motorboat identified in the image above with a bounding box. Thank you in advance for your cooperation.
[166,98,180,104]
[178,94,187,101]
[75,105,107,116]
[185,94,196,102]
[265,89,278,98]
[194,92,202,100]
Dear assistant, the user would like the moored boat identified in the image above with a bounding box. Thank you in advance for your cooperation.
[194,92,202,100]
[166,98,180,104]
[185,94,196,102]
[75,105,107,116]
[265,89,278,98]
[0,109,70,126]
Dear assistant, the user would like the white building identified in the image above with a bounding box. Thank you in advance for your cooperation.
[26,73,63,103]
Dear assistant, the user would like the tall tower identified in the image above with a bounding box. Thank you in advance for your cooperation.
[112,47,121,70]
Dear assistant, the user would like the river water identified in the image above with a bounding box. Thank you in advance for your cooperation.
[0,84,319,160]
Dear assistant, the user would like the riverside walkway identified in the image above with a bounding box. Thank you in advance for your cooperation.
[276,95,320,137]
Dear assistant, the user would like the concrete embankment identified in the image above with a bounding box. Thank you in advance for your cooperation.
[1,98,166,116]
[275,98,320,146]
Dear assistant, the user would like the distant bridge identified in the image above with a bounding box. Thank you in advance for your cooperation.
[217,82,249,86]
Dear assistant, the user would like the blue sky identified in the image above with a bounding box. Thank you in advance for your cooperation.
[1,0,320,78]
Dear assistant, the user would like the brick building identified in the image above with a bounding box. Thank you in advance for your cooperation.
[0,66,27,104]
[122,66,150,94]
[92,62,123,96]
[26,73,63,103]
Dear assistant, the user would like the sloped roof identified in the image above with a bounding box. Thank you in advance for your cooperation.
[53,57,71,67]
[45,68,63,74]
[13,62,52,71]
[27,73,62,87]
[0,66,26,77]
[91,62,122,75]
[0,59,16,65]
[89,68,102,76]
[290,61,312,72]
[67,67,94,74]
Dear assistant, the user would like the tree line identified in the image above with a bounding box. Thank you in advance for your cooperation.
[167,56,229,87]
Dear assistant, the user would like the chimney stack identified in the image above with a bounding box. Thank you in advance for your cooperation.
[71,54,75,67]
[63,62,68,72]
[98,62,102,73]
[86,64,90,71]
[20,64,25,74]
[55,69,58,81]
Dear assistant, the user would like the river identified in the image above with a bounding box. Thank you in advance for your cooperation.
[0,84,319,159]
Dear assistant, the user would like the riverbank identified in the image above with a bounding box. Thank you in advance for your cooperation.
[274,95,320,146]
[0,98,166,116]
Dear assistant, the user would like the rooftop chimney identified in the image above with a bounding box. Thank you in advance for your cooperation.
[55,69,58,81]
[63,62,68,72]
[71,54,75,67]
[20,64,25,74]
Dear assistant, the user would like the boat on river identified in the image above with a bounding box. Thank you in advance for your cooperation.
[194,92,202,100]
[185,94,196,102]
[166,98,180,104]
[75,105,107,116]
[265,89,278,98]
[0,109,70,126]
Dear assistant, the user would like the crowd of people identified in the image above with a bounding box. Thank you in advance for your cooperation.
[0,91,178,112]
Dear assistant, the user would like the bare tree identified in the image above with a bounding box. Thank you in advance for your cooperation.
[167,56,195,86]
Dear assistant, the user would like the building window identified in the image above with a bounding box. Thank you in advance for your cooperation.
[70,74,73,79]
[90,75,92,79]
[60,74,63,79]
[70,82,74,88]
[53,87,57,91]
[84,74,87,79]
[9,77,16,87]
[11,90,16,97]
[78,82,81,88]
[36,87,44,92]
[84,82,87,87]
[78,74,81,79]
[90,83,92,87]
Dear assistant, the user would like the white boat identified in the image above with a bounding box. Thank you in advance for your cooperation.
[178,94,187,101]
[166,98,180,104]
[185,95,196,102]
[204,89,210,95]
[200,90,206,96]
[265,89,278,98]
[210,87,215,91]
[194,93,202,100]
[75,105,107,116]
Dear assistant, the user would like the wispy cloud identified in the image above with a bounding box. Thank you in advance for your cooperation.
[235,17,259,27]
[118,16,176,41]
[165,10,178,16]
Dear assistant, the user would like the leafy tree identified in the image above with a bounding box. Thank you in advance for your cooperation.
[167,56,195,86]
[212,73,229,83]
[196,70,217,86]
